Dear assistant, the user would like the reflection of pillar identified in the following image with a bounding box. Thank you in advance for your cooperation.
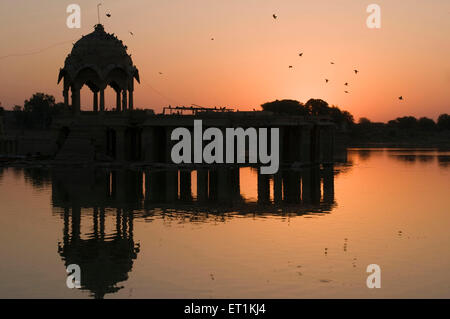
[71,206,81,240]
[322,165,334,203]
[145,171,166,202]
[93,92,99,112]
[115,170,126,202]
[208,170,218,201]
[116,90,121,112]
[122,90,128,111]
[301,169,311,203]
[273,172,283,203]
[128,90,134,110]
[231,167,241,199]
[197,169,208,201]
[311,167,321,204]
[258,171,270,203]
[179,171,192,201]
[217,168,230,202]
[100,89,105,112]
[283,171,300,203]
[165,170,178,202]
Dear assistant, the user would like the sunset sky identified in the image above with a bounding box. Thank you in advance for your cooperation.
[0,0,449,122]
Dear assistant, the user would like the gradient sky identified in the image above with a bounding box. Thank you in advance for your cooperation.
[0,0,449,121]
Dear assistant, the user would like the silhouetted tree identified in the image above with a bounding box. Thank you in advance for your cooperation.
[305,99,329,116]
[261,99,308,115]
[418,117,436,131]
[437,114,450,131]
[21,93,69,129]
[358,117,371,125]
[388,116,418,130]
[23,93,55,128]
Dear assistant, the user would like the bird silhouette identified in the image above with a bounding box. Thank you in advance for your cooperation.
[399,96,403,100]
[344,82,348,86]
[159,72,163,75]
[344,91,349,93]
[106,13,111,18]
[211,37,214,41]
[299,52,303,57]
[330,62,335,65]
[129,31,134,36]
[273,14,277,19]
[289,65,293,68]
[354,69,359,74]
[325,79,329,83]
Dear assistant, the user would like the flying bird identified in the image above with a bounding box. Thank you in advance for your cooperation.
[273,14,277,19]
[354,69,359,74]
[211,37,214,41]
[289,65,293,68]
[330,62,335,65]
[344,82,348,86]
[106,13,111,18]
[159,72,163,75]
[344,91,349,94]
[129,31,134,36]
[299,52,303,57]
[325,79,329,83]
[399,96,403,100]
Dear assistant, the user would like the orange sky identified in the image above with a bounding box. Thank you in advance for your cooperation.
[0,0,449,122]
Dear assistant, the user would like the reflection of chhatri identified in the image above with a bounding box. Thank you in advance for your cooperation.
[54,170,140,299]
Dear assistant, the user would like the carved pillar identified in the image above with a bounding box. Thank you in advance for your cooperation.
[116,90,121,112]
[128,90,134,111]
[100,89,105,112]
[93,91,99,112]
[122,90,128,111]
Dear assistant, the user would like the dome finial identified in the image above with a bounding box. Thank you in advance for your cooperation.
[97,3,102,25]
[94,23,105,32]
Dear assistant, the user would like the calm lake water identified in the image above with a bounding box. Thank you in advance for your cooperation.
[0,148,449,298]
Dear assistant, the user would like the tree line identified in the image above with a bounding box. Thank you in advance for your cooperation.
[261,98,450,132]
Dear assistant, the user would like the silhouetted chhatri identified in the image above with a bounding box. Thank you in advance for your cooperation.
[0,24,336,165]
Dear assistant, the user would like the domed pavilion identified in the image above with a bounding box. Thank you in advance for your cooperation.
[58,24,140,113]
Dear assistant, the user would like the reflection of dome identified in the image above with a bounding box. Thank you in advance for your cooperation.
[59,236,140,299]
[58,24,140,113]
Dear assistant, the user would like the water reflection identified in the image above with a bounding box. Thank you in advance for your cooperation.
[46,165,338,298]
[349,148,450,168]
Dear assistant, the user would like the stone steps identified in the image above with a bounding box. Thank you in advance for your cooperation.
[55,129,95,162]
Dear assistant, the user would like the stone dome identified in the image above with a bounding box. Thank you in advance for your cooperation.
[58,24,139,88]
